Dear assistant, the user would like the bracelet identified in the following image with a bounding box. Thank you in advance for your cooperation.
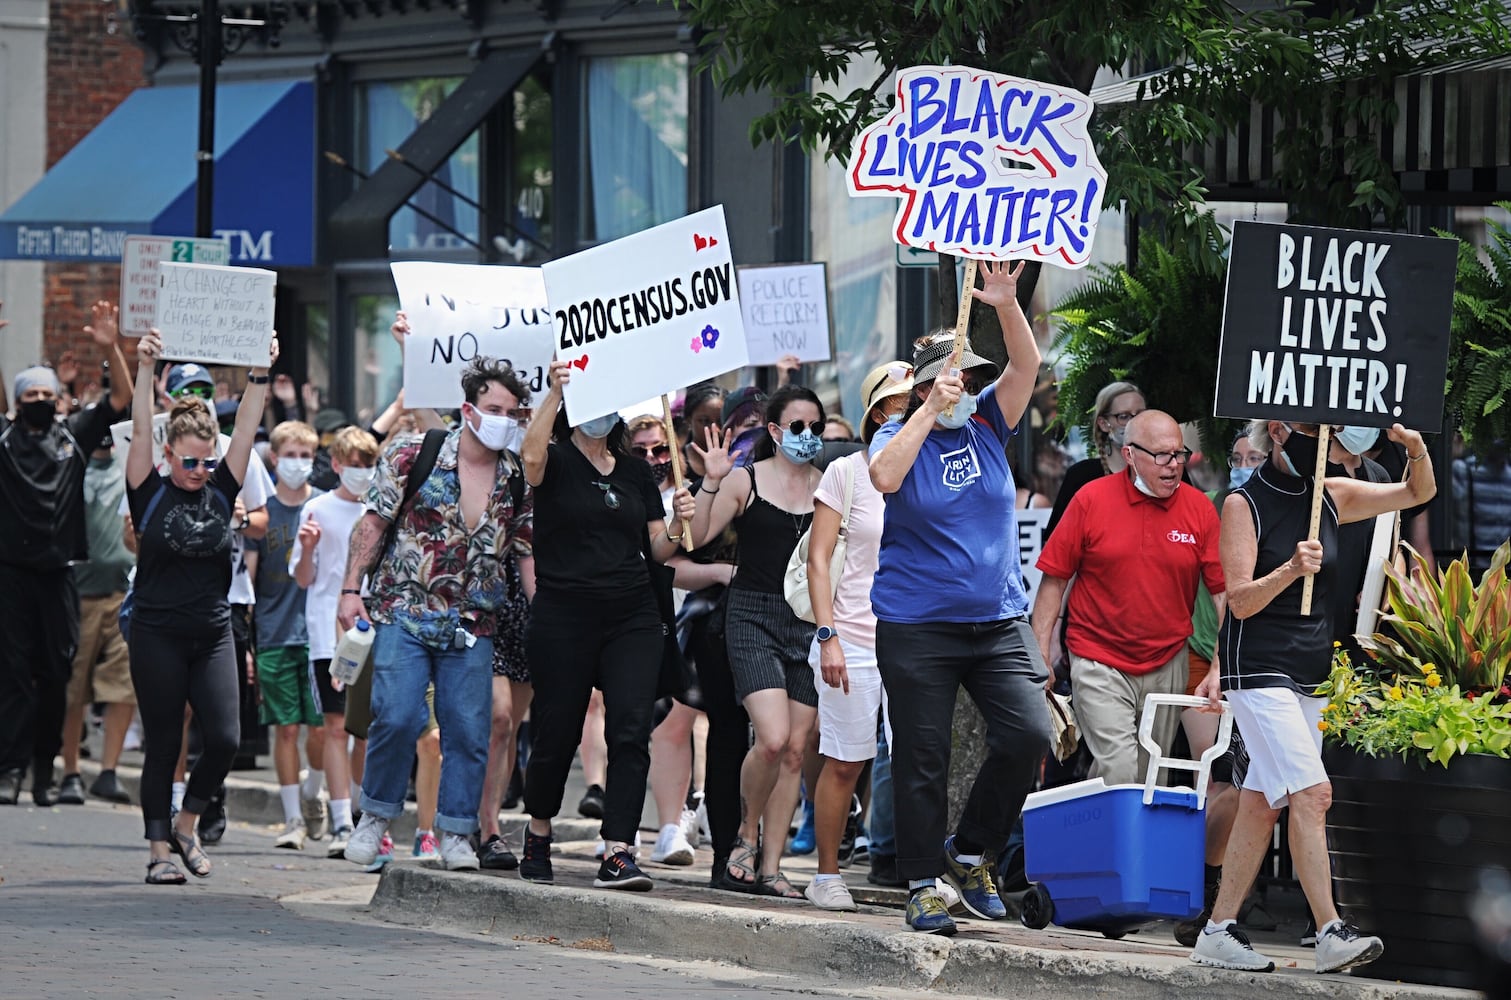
[341,588,361,595]
[666,529,683,543]
[1407,451,1426,463]
[247,374,270,384]
[699,484,719,495]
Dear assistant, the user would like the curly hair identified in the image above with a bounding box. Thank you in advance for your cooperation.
[461,357,532,408]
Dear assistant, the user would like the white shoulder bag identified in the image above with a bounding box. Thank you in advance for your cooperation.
[783,455,858,624]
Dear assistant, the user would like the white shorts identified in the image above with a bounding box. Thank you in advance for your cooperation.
[808,635,890,762]
[1224,687,1329,809]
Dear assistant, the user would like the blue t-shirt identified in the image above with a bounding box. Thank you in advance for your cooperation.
[250,491,319,648]
[868,387,1027,624]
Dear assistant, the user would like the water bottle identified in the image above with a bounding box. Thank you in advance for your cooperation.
[331,620,375,686]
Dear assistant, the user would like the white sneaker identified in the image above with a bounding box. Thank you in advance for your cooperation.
[440,833,480,871]
[677,807,700,849]
[327,825,353,859]
[274,817,307,850]
[804,877,857,912]
[1191,922,1276,972]
[1313,921,1384,974]
[651,823,695,866]
[344,813,390,867]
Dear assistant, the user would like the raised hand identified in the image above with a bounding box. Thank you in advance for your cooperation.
[298,512,322,549]
[391,310,410,348]
[547,358,573,392]
[923,370,964,416]
[691,424,735,482]
[138,331,165,365]
[301,381,321,415]
[1386,423,1426,460]
[83,300,120,348]
[272,374,297,406]
[971,259,1027,309]
[55,350,79,388]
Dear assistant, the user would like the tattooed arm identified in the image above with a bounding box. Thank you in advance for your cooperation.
[336,513,387,631]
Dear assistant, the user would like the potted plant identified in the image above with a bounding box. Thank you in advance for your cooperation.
[1316,541,1511,989]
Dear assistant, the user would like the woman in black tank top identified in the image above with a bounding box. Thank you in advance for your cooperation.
[688,386,824,898]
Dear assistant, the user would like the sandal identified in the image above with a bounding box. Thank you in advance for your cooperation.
[145,858,186,885]
[717,838,760,893]
[755,871,803,900]
[168,828,212,879]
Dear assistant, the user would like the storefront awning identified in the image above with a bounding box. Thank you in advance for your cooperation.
[0,79,314,266]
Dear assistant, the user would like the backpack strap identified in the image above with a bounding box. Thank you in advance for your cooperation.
[136,478,169,534]
[380,429,447,561]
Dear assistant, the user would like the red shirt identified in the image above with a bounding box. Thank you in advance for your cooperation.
[1037,472,1225,674]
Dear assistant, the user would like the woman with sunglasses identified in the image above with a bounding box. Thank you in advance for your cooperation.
[517,361,695,891]
[125,329,275,884]
[689,384,825,898]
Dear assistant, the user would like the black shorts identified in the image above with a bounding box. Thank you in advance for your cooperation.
[310,658,346,716]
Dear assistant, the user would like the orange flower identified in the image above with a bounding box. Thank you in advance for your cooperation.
[1317,719,1330,732]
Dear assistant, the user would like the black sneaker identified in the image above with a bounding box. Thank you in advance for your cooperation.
[57,774,87,805]
[577,784,605,819]
[198,787,228,845]
[594,849,653,891]
[89,769,132,805]
[519,830,553,884]
[479,834,520,871]
[1300,917,1318,948]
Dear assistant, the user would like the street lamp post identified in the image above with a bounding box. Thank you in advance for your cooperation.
[195,0,219,239]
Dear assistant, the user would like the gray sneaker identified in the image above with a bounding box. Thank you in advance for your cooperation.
[803,878,857,912]
[301,791,329,841]
[1314,921,1383,974]
[344,813,389,867]
[1191,922,1276,972]
[327,825,353,859]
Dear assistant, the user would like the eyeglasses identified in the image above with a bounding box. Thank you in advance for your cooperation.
[1229,453,1266,469]
[1104,410,1143,426]
[783,420,825,437]
[172,385,213,401]
[176,455,220,472]
[592,481,621,510]
[631,444,671,460]
[1128,442,1192,466]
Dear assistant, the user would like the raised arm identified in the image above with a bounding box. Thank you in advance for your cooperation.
[126,333,162,489]
[973,261,1040,428]
[522,359,568,488]
[83,300,132,415]
[223,337,278,490]
[687,425,751,547]
[1327,424,1436,525]
[870,374,960,494]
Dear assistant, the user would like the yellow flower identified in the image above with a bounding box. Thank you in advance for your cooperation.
[1421,663,1437,675]
[1333,640,1342,649]
[1425,673,1441,688]
[1317,719,1330,732]
[1388,686,1404,701]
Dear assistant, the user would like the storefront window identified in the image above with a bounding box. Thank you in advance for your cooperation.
[353,293,401,427]
[305,302,331,405]
[581,54,688,242]
[505,74,553,260]
[358,78,480,253]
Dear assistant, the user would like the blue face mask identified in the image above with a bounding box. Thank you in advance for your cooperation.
[935,390,978,430]
[1229,465,1255,491]
[778,428,822,464]
[578,414,619,440]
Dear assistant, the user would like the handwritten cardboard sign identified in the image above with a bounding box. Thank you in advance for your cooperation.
[1215,221,1457,431]
[390,262,555,409]
[154,262,277,367]
[736,263,832,365]
[542,205,750,425]
[848,65,1107,269]
[120,235,231,336]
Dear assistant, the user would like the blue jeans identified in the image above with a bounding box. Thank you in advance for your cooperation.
[868,722,896,857]
[359,623,493,836]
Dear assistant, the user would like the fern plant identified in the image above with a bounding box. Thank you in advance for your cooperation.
[1444,205,1511,455]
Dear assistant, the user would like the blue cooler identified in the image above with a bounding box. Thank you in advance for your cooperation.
[1019,694,1232,938]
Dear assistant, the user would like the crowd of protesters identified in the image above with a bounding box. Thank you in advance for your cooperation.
[0,282,1456,977]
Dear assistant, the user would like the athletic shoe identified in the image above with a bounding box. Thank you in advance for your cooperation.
[1191,922,1277,972]
[57,774,87,805]
[519,830,553,884]
[413,830,440,860]
[197,788,227,844]
[327,825,353,859]
[275,817,307,850]
[344,813,390,867]
[936,880,966,915]
[651,823,695,866]
[1300,917,1318,947]
[301,789,329,841]
[789,801,816,855]
[1313,921,1383,974]
[577,784,605,819]
[595,831,641,860]
[804,878,857,912]
[89,769,132,805]
[905,888,958,935]
[363,833,395,873]
[940,836,1006,920]
[594,849,653,891]
[478,835,519,870]
[440,833,480,871]
[677,807,701,849]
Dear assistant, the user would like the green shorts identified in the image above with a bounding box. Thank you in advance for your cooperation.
[256,644,322,726]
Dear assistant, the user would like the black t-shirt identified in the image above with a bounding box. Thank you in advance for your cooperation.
[1045,457,1104,540]
[533,441,663,597]
[0,402,120,571]
[127,463,241,632]
[1328,454,1389,646]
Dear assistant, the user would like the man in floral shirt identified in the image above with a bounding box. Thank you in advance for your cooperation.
[337,357,534,871]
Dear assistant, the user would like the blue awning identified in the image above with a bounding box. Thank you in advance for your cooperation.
[0,79,314,266]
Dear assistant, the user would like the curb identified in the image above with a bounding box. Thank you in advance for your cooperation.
[370,865,1472,1000]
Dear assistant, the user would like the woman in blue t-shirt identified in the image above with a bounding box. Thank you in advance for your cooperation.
[867,259,1051,936]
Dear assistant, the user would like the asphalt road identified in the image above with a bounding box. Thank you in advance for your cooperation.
[0,798,913,1000]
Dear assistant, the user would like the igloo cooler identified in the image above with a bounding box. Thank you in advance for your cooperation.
[1019,694,1232,938]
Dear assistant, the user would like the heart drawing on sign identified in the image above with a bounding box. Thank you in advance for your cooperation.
[700,325,720,349]
[693,233,719,252]
[689,337,702,354]
[572,356,589,371]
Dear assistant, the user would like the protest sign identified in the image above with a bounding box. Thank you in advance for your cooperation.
[110,412,170,468]
[847,65,1107,269]
[736,263,832,365]
[120,236,230,336]
[1215,221,1457,432]
[542,205,750,425]
[1016,507,1051,600]
[154,262,276,367]
[390,262,555,409]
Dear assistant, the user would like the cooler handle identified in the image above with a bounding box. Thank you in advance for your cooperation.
[1138,694,1233,811]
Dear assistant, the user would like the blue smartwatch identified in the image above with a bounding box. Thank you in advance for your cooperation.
[815,626,837,642]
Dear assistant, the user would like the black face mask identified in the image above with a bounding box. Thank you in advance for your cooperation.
[650,460,672,486]
[1281,425,1321,478]
[18,399,56,430]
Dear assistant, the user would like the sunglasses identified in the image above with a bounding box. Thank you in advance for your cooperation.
[781,420,825,437]
[172,385,214,400]
[592,481,621,510]
[631,444,671,460]
[175,455,220,472]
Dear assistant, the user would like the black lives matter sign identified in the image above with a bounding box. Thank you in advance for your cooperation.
[1214,221,1456,432]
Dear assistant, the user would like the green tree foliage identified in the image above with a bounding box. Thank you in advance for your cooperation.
[1442,206,1511,454]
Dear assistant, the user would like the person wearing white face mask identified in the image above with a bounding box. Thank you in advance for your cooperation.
[247,420,327,850]
[1044,380,1146,538]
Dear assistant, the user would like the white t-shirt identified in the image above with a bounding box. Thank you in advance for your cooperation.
[288,490,366,660]
[813,450,884,649]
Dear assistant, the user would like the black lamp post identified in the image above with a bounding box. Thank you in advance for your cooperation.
[195,0,219,238]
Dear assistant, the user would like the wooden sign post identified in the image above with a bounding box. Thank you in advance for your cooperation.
[662,393,694,552]
[942,256,979,419]
[1299,424,1332,616]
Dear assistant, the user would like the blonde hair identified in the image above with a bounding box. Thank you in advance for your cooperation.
[1091,380,1144,456]
[167,397,217,445]
[331,425,380,464]
[270,420,318,454]
[625,413,674,449]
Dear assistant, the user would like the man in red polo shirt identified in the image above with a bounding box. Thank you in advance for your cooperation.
[1031,410,1225,785]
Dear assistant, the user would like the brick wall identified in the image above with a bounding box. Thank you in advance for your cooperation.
[41,0,146,397]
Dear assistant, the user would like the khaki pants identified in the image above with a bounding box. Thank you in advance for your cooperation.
[1069,648,1186,786]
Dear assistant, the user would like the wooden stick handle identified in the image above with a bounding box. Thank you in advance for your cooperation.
[1299,424,1331,615]
[942,256,979,419]
[662,394,693,552]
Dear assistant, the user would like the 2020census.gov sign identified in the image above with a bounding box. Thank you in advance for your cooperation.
[1215,221,1457,432]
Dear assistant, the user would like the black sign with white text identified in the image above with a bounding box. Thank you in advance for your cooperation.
[1214,221,1456,432]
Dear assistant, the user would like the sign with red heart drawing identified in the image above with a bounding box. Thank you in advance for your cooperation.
[542,205,750,425]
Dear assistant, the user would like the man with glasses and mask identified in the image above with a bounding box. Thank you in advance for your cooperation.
[0,300,133,805]
[1032,410,1227,786]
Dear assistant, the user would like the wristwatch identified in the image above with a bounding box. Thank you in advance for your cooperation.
[815,626,838,643]
[236,513,251,532]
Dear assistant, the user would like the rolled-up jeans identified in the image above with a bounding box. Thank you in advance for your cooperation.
[875,616,1052,882]
[359,622,493,836]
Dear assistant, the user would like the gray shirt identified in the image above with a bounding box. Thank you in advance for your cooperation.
[250,491,319,648]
